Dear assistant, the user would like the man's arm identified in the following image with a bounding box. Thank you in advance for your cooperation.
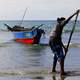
[62,10,80,26]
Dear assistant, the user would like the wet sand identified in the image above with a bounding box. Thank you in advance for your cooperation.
[0,68,80,80]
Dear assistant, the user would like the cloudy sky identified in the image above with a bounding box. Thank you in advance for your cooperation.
[0,0,80,20]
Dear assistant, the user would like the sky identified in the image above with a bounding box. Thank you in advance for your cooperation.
[0,0,80,20]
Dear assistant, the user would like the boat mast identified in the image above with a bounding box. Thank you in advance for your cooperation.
[19,8,28,26]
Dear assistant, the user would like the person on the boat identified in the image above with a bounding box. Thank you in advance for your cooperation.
[34,28,45,44]
[49,10,79,75]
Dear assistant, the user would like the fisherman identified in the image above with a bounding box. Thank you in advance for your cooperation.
[49,10,80,75]
[34,28,45,44]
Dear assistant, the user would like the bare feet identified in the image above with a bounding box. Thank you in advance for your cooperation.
[61,72,67,75]
[52,69,56,72]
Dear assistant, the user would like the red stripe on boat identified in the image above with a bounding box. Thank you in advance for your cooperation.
[15,38,34,44]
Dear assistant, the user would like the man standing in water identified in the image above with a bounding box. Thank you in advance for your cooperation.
[49,10,79,75]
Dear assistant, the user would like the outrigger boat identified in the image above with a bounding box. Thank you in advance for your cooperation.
[4,24,45,44]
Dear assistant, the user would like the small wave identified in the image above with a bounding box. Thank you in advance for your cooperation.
[0,69,80,77]
[63,29,80,33]
[0,69,51,77]
[0,31,14,44]
[68,43,80,48]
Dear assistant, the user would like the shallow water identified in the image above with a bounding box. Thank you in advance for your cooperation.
[0,33,80,80]
[0,21,80,80]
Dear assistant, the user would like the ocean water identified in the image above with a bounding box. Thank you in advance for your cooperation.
[0,20,80,80]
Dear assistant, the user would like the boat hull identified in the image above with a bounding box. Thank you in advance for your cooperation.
[15,38,35,44]
[13,29,44,44]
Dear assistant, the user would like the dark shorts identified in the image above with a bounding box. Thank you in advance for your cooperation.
[49,38,65,60]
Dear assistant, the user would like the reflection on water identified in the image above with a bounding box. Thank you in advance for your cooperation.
[0,40,80,71]
[0,74,80,80]
[52,75,66,80]
[0,31,80,79]
[0,41,53,72]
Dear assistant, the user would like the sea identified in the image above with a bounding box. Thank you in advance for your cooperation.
[0,20,80,80]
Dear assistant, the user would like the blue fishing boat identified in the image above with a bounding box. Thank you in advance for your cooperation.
[4,24,45,44]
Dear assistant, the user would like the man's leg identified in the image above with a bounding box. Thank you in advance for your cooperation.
[49,40,58,72]
[58,46,65,75]
[60,59,65,75]
[52,54,57,72]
